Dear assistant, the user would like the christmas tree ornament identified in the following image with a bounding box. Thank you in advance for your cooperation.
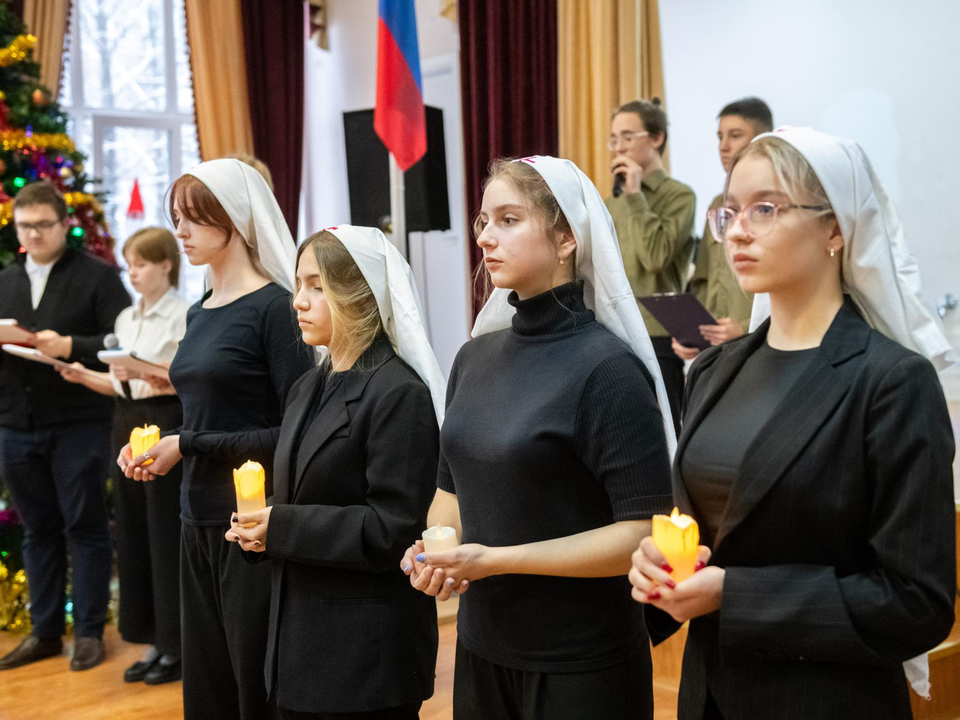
[30,88,50,107]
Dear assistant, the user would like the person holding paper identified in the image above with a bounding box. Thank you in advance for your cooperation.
[0,182,130,672]
[116,160,312,720]
[164,226,443,719]
[674,98,773,362]
[404,157,674,719]
[629,128,955,719]
[60,226,188,685]
[605,99,696,431]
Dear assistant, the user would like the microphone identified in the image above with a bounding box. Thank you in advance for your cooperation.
[612,172,625,198]
[103,334,132,399]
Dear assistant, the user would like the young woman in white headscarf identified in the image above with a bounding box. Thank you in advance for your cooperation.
[629,128,956,720]
[118,159,315,720]
[217,225,444,720]
[401,156,675,720]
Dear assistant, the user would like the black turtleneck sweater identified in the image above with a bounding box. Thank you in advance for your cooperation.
[437,281,672,673]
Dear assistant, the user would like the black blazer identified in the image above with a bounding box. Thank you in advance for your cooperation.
[674,299,955,720]
[0,249,130,429]
[261,337,439,714]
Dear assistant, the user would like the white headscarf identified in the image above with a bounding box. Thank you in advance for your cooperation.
[747,127,953,370]
[472,156,677,457]
[186,158,297,292]
[325,225,447,424]
[745,128,944,699]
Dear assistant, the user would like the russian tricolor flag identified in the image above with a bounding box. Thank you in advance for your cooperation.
[374,0,427,172]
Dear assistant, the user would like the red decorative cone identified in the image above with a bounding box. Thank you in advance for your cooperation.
[126,178,145,219]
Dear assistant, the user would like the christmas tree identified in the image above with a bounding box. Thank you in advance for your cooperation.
[0,2,116,633]
[0,1,113,269]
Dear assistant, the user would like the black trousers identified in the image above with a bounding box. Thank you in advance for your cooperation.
[181,523,275,720]
[650,336,685,434]
[112,396,183,657]
[452,640,653,720]
[0,422,112,639]
[279,703,422,720]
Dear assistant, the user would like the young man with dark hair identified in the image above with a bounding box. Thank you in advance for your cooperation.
[0,182,130,672]
[674,97,774,361]
[605,98,696,432]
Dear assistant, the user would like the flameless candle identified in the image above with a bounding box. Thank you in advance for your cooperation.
[233,460,266,528]
[421,524,459,553]
[651,507,700,583]
[129,424,160,466]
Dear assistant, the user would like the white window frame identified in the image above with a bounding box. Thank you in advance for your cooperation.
[62,0,194,187]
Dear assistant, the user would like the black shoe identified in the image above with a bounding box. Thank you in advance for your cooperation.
[124,656,160,682]
[0,636,63,670]
[144,656,181,685]
[70,637,105,671]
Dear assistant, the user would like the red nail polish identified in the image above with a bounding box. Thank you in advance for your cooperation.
[665,578,676,589]
[695,560,706,572]
[647,590,661,601]
[661,562,674,574]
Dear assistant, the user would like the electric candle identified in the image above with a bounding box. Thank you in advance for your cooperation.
[129,424,160,466]
[421,524,459,553]
[233,460,266,528]
[651,507,700,583]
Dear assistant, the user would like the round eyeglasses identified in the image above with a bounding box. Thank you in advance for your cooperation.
[606,131,649,151]
[707,201,830,242]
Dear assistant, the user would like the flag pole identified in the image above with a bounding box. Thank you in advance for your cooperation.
[388,151,408,260]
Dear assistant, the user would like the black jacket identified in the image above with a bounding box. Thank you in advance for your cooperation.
[0,249,130,429]
[674,299,956,719]
[244,337,439,714]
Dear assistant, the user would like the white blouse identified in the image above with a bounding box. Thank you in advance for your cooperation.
[110,288,190,400]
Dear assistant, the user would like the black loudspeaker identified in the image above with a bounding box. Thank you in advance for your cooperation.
[342,107,451,233]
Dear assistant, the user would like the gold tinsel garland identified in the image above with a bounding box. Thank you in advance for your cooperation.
[0,130,76,153]
[0,560,118,635]
[0,34,36,68]
[0,561,29,633]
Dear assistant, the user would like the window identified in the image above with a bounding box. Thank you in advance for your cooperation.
[61,0,203,300]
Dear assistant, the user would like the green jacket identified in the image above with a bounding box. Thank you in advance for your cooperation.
[605,169,696,337]
[689,193,753,330]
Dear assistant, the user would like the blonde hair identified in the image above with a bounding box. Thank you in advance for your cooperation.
[123,226,181,288]
[224,153,275,192]
[726,137,834,220]
[297,230,382,370]
[472,158,574,303]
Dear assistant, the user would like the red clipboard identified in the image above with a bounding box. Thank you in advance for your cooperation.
[638,293,717,350]
[0,319,36,346]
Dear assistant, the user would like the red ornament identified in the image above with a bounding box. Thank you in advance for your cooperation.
[126,178,145,219]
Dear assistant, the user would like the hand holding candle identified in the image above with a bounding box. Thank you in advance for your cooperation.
[130,424,160,466]
[651,508,700,583]
[233,460,266,528]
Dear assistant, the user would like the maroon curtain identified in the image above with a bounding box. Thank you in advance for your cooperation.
[239,0,305,240]
[7,0,24,21]
[458,0,558,317]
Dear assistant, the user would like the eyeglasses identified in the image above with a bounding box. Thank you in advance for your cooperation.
[707,202,830,242]
[15,219,61,234]
[606,131,649,151]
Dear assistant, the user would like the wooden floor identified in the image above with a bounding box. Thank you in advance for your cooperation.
[0,620,680,719]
